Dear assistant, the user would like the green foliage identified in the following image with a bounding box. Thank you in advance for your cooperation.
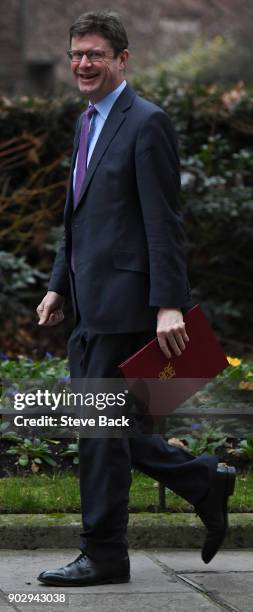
[182,420,228,456]
[139,36,253,85]
[237,435,253,460]
[0,420,11,435]
[0,355,69,413]
[218,357,253,385]
[0,251,47,318]
[203,356,253,406]
[185,185,253,342]
[60,441,79,465]
[170,37,234,80]
[182,140,253,190]
[167,37,248,84]
[0,354,69,380]
[6,436,57,469]
[0,251,45,290]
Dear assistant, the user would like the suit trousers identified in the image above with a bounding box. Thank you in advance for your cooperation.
[67,326,218,561]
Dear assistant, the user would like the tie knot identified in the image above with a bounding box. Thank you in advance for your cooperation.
[86,104,96,120]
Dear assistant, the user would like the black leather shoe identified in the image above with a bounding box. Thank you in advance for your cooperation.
[195,465,236,564]
[37,553,130,586]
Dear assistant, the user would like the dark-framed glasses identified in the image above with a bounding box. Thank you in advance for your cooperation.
[67,49,113,63]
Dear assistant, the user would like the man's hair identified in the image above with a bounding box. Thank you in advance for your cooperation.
[69,11,129,57]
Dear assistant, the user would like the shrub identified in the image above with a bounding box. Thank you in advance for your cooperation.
[0,251,47,319]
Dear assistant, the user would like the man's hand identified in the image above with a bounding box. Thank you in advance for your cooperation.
[36,291,65,327]
[157,308,189,359]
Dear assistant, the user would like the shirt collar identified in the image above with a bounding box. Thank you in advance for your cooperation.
[89,80,127,120]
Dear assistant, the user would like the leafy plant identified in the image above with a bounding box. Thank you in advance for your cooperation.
[0,251,47,319]
[6,436,57,469]
[0,354,70,414]
[182,420,228,456]
[237,435,253,460]
[168,36,235,83]
[0,420,10,435]
[0,354,69,380]
[216,356,253,389]
[0,421,20,442]
[145,36,252,85]
[60,441,79,465]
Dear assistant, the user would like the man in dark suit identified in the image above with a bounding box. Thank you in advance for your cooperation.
[36,11,235,587]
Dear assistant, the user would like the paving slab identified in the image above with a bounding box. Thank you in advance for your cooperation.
[151,549,253,572]
[0,549,252,612]
[151,550,253,612]
[0,550,190,594]
[179,573,253,612]
[0,593,222,612]
[65,592,222,612]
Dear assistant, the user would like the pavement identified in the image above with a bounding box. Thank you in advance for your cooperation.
[0,549,252,612]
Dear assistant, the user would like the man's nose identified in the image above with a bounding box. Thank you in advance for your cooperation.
[79,53,92,68]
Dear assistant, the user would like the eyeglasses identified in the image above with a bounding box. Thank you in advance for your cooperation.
[67,49,114,63]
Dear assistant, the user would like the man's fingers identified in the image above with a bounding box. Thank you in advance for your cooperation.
[166,332,182,356]
[36,303,44,316]
[48,310,64,325]
[42,310,65,327]
[157,310,190,358]
[182,328,190,342]
[157,335,172,359]
[36,292,64,326]
[173,332,186,352]
[157,328,190,358]
[38,304,51,325]
[37,303,64,326]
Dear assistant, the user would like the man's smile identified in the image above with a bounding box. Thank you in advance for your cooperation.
[77,73,99,80]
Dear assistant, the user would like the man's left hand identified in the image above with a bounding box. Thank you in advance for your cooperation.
[157,308,189,359]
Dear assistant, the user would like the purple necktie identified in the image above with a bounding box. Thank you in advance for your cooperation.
[73,104,96,209]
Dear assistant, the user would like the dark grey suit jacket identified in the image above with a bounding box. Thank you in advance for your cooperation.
[48,83,191,333]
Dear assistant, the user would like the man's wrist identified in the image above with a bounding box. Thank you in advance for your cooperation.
[157,307,182,315]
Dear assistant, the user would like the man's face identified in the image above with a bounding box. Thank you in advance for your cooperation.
[70,33,129,102]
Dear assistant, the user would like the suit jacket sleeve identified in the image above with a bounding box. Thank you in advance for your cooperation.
[48,232,70,296]
[135,110,190,310]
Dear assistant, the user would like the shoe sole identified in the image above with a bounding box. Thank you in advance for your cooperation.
[38,575,130,587]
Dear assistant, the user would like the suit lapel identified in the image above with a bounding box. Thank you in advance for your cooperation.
[64,117,82,221]
[73,84,136,211]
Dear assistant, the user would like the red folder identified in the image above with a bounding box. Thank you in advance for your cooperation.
[118,304,229,416]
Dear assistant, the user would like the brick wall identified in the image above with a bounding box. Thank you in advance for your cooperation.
[1,0,252,95]
[0,0,27,94]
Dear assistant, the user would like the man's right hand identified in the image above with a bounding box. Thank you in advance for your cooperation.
[36,291,65,327]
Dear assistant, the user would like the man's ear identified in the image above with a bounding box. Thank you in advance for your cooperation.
[119,49,129,70]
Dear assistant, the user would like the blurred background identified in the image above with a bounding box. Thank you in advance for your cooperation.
[2,0,253,94]
[0,0,253,358]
